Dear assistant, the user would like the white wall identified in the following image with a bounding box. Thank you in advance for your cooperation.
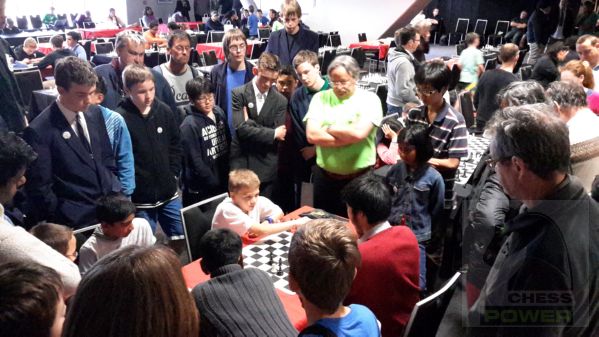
[126,0,180,26]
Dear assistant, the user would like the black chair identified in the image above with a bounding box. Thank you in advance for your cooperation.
[90,55,113,66]
[484,57,497,71]
[82,40,92,60]
[188,48,200,66]
[402,272,462,337]
[520,64,533,81]
[448,63,461,91]
[14,69,43,112]
[208,31,225,43]
[202,51,218,66]
[358,32,367,42]
[37,36,52,44]
[320,49,337,74]
[143,51,161,68]
[459,92,475,128]
[69,14,78,28]
[180,193,228,262]
[456,43,467,56]
[258,27,271,41]
[513,49,527,74]
[327,33,341,47]
[473,19,488,41]
[94,42,114,55]
[83,22,96,29]
[487,20,510,46]
[448,18,469,45]
[16,16,29,30]
[318,32,329,48]
[350,47,366,68]
[29,15,43,29]
[249,41,267,59]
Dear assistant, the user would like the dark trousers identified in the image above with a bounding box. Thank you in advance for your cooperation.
[313,166,369,216]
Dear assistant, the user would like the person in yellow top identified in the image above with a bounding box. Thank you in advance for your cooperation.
[143,22,167,49]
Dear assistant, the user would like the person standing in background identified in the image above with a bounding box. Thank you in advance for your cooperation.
[175,0,192,21]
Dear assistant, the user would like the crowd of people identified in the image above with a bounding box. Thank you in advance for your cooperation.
[1,0,599,336]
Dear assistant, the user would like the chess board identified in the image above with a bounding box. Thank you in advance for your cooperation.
[455,135,491,186]
[242,231,294,294]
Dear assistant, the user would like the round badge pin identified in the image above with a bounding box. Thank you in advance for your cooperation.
[248,102,254,109]
[157,127,163,134]
[62,131,71,140]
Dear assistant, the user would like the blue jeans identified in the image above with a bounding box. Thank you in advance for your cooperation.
[387,104,402,115]
[136,197,184,239]
[419,243,427,291]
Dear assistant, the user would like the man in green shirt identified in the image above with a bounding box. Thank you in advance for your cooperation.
[42,7,57,27]
[305,55,383,215]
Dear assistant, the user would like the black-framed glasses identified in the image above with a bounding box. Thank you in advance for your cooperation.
[228,43,246,52]
[416,87,438,96]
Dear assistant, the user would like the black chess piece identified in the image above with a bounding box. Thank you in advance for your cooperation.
[276,258,283,276]
[269,250,274,266]
[462,168,468,178]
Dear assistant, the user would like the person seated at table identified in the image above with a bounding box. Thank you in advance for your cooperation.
[2,18,21,34]
[385,124,445,292]
[0,260,66,337]
[94,30,177,113]
[266,0,319,66]
[76,10,94,28]
[14,37,45,64]
[62,246,198,337]
[205,10,224,32]
[170,11,185,23]
[37,35,75,70]
[89,77,136,197]
[288,219,381,337]
[43,6,57,28]
[143,22,167,49]
[175,0,191,22]
[66,31,87,61]
[107,8,125,28]
[191,228,297,337]
[210,28,255,135]
[78,193,156,275]
[225,10,241,29]
[457,32,484,91]
[256,9,269,27]
[181,77,230,206]
[142,6,158,28]
[342,173,420,337]
[530,42,569,88]
[212,169,295,238]
[167,21,180,33]
[30,223,78,262]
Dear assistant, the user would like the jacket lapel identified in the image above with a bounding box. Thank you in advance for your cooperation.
[49,102,96,169]
[245,82,259,119]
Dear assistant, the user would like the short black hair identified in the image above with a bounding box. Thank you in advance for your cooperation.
[55,56,97,91]
[279,64,298,80]
[395,26,417,47]
[167,21,180,31]
[95,76,107,96]
[199,229,242,274]
[0,132,37,187]
[167,29,191,48]
[186,77,214,102]
[415,60,451,92]
[66,31,82,42]
[149,22,159,29]
[95,193,136,224]
[397,123,434,164]
[341,173,391,225]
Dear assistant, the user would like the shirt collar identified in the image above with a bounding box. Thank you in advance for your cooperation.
[359,221,391,243]
[0,204,13,227]
[56,98,79,124]
[211,263,243,278]
[252,77,269,99]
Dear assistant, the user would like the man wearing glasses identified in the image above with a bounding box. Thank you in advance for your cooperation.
[153,30,202,123]
[94,30,178,118]
[210,28,255,135]
[387,26,422,115]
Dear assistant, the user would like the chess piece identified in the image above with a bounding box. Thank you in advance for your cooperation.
[270,258,277,274]
[276,258,283,276]
[462,168,468,178]
[269,250,274,266]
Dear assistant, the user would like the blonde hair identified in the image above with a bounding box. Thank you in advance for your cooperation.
[281,0,302,18]
[228,169,260,192]
[561,60,595,89]
[23,37,37,47]
[122,64,154,90]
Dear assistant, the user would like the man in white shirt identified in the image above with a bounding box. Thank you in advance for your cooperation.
[153,30,202,123]
[79,193,155,274]
[0,131,81,297]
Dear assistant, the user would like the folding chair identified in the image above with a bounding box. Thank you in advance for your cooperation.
[143,51,161,68]
[327,33,342,47]
[180,193,228,262]
[358,33,367,42]
[519,64,533,81]
[350,47,366,68]
[14,69,43,112]
[16,16,29,30]
[202,51,218,66]
[484,57,497,71]
[37,36,52,44]
[487,20,510,46]
[249,41,267,59]
[321,49,337,74]
[403,272,462,337]
[258,27,271,41]
[448,18,469,45]
[94,42,114,55]
[29,15,43,30]
[209,31,225,43]
[473,19,488,41]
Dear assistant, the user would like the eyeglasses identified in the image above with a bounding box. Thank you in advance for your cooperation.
[416,87,438,96]
[485,156,511,169]
[197,95,214,103]
[228,44,246,52]
[330,79,354,87]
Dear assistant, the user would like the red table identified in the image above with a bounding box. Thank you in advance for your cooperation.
[196,40,259,60]
[181,206,314,330]
[349,41,391,60]
[78,26,141,40]
[38,42,96,55]
[179,21,204,31]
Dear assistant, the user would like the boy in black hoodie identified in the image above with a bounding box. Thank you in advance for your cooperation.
[116,64,184,240]
[181,78,230,206]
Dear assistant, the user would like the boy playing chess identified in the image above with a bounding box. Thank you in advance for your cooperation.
[212,169,297,238]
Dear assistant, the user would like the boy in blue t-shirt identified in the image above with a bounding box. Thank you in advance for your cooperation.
[385,124,445,292]
[289,219,381,337]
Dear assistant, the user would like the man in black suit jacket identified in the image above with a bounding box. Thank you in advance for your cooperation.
[266,1,319,66]
[24,57,120,229]
[230,52,287,199]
